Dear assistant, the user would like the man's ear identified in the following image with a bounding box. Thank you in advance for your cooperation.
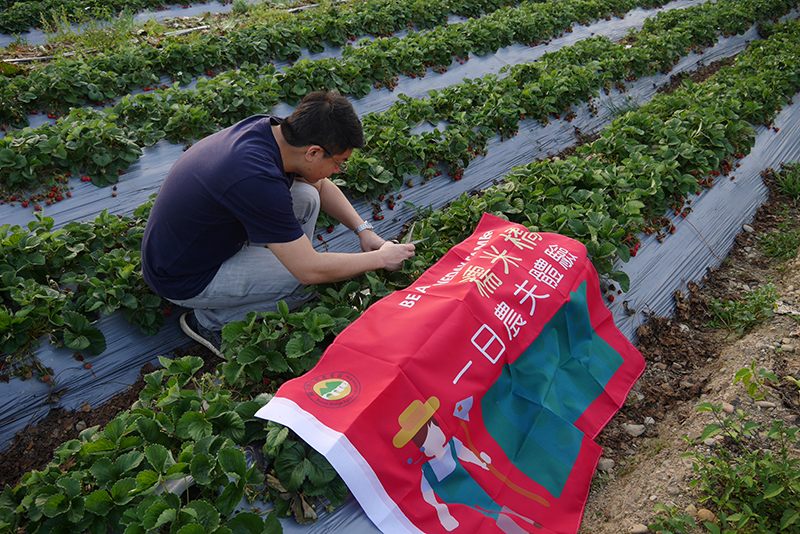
[305,145,324,162]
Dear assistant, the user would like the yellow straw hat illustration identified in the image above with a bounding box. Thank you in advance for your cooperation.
[393,397,440,448]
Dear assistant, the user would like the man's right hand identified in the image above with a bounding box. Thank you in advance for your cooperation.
[381,241,415,271]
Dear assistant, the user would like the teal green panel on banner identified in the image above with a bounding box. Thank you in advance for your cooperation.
[481,281,626,497]
[482,378,579,498]
[565,281,625,385]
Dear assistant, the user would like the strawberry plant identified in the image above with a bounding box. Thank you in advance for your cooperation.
[0,355,296,533]
[0,205,162,372]
[220,301,360,388]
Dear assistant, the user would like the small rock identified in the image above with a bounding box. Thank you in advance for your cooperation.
[597,458,615,472]
[672,362,684,371]
[687,431,702,442]
[667,485,681,496]
[703,437,716,446]
[622,423,646,437]
[644,416,655,425]
[655,362,667,371]
[81,402,91,412]
[630,524,649,534]
[755,400,776,409]
[678,323,690,333]
[722,402,734,414]
[781,344,796,353]
[75,421,87,431]
[742,224,755,233]
[697,508,717,524]
[685,504,698,516]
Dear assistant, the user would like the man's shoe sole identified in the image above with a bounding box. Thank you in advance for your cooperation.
[180,312,222,357]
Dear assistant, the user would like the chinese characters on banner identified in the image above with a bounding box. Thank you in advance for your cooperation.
[257,213,646,534]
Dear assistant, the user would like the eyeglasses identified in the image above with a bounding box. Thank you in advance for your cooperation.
[320,146,347,172]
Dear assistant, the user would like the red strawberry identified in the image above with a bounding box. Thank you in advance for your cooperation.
[84,363,92,369]
[21,201,28,208]
[608,295,615,303]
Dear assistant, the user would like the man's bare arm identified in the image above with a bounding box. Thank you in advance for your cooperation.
[268,235,414,286]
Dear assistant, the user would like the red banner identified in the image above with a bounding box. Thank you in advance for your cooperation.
[257,213,645,534]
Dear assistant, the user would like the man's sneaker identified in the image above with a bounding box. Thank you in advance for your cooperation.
[180,311,223,357]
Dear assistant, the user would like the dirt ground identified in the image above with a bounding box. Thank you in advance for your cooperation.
[580,167,800,533]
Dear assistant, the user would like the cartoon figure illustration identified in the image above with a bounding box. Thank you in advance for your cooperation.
[393,397,543,533]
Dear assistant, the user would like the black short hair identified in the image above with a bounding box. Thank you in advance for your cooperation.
[280,91,365,155]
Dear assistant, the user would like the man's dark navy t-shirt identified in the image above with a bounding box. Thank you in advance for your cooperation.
[141,115,304,300]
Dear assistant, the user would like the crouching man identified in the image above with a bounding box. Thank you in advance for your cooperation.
[141,91,415,355]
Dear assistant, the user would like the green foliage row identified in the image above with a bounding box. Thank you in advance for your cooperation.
[348,0,795,198]
[0,354,328,533]
[0,0,585,123]
[0,0,171,34]
[0,205,161,361]
[0,0,675,128]
[0,107,142,190]
[0,0,669,193]
[2,0,795,201]
[393,17,800,288]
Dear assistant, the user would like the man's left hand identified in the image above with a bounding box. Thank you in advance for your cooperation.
[358,229,385,252]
